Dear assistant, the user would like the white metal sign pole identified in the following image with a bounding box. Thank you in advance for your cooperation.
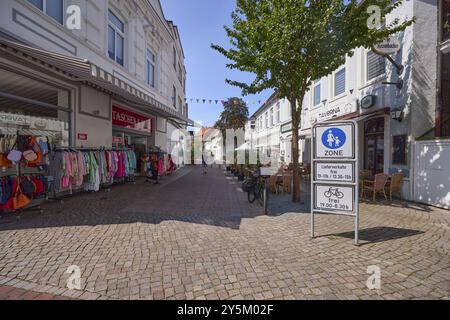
[310,120,359,246]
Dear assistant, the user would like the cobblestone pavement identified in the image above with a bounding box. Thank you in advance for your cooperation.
[0,166,448,300]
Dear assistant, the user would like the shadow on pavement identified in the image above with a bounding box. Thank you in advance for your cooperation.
[0,166,264,231]
[323,226,424,245]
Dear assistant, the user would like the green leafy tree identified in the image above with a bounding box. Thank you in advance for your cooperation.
[214,97,249,164]
[212,0,414,202]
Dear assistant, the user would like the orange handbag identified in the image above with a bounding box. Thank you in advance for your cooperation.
[25,137,43,166]
[12,183,31,210]
[0,153,12,168]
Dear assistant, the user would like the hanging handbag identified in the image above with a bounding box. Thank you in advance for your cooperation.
[20,177,36,198]
[25,136,43,165]
[7,135,22,163]
[12,182,31,210]
[0,153,12,168]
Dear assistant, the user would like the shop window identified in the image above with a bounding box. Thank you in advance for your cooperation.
[442,0,450,42]
[392,135,407,165]
[367,50,385,81]
[146,49,156,88]
[334,68,346,96]
[313,81,321,106]
[28,0,63,24]
[108,10,125,66]
[0,68,70,146]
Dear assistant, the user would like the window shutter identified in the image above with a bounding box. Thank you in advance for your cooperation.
[367,51,385,81]
[335,68,346,96]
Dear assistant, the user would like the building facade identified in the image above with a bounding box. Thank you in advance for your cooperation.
[245,0,440,201]
[0,0,190,167]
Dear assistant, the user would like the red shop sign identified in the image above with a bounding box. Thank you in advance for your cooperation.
[112,105,153,133]
[77,133,88,140]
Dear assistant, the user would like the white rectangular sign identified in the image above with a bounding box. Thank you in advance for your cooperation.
[314,123,355,159]
[314,185,355,214]
[315,162,355,182]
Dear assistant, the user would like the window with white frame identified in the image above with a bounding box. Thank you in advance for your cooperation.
[108,10,125,66]
[334,68,346,96]
[270,108,274,126]
[265,112,268,128]
[146,49,156,88]
[28,0,63,24]
[276,103,280,124]
[172,86,177,108]
[313,81,321,106]
[367,50,386,81]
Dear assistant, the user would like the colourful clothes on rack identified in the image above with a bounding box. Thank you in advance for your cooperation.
[48,149,137,195]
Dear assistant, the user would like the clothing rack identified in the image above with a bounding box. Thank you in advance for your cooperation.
[48,147,137,201]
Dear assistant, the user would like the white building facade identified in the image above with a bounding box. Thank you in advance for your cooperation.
[0,0,190,167]
[246,0,440,202]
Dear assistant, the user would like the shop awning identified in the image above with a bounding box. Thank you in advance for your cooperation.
[0,37,193,125]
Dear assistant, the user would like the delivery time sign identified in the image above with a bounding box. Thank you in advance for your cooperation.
[112,106,153,133]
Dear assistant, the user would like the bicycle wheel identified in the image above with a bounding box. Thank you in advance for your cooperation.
[248,189,256,203]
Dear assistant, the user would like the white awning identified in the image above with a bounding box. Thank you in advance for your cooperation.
[0,37,193,125]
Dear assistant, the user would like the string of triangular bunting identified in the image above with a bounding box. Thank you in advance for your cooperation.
[184,98,266,106]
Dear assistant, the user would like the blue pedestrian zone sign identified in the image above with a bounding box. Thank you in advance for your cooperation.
[321,128,346,150]
[314,123,355,159]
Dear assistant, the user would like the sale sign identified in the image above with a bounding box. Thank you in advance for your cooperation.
[112,106,153,133]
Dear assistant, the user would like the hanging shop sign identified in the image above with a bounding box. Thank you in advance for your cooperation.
[361,95,376,110]
[311,120,360,245]
[77,133,88,141]
[372,37,401,56]
[112,106,153,133]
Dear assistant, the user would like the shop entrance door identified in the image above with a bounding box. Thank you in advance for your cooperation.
[364,118,385,174]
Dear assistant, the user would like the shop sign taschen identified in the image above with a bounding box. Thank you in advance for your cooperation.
[112,106,153,133]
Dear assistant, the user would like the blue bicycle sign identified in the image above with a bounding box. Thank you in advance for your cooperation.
[321,128,346,150]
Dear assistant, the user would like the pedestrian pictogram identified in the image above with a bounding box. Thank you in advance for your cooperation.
[322,128,346,149]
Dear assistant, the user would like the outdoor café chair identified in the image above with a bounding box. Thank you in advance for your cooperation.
[362,173,389,201]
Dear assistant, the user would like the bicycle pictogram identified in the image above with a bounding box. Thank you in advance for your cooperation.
[324,187,344,199]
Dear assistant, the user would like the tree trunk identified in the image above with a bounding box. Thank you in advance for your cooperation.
[289,96,301,203]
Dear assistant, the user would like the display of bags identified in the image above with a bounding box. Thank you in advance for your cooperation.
[12,183,31,210]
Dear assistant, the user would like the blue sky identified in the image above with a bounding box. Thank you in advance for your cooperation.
[161,0,274,127]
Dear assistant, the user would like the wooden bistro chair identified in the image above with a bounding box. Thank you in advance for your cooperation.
[362,173,389,201]
[386,173,404,201]
[268,174,280,194]
[282,174,293,194]
[359,170,373,196]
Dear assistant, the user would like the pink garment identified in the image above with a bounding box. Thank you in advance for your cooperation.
[61,152,71,189]
[158,158,164,176]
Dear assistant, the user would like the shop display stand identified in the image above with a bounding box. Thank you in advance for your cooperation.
[48,146,137,203]
[0,133,47,221]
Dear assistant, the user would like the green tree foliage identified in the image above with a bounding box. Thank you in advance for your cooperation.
[212,0,414,202]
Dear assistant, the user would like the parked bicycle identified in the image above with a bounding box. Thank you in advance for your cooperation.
[242,170,268,213]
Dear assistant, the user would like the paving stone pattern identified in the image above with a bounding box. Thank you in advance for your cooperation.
[0,166,448,300]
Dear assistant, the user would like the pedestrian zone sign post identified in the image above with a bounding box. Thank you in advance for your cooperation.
[311,120,360,245]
